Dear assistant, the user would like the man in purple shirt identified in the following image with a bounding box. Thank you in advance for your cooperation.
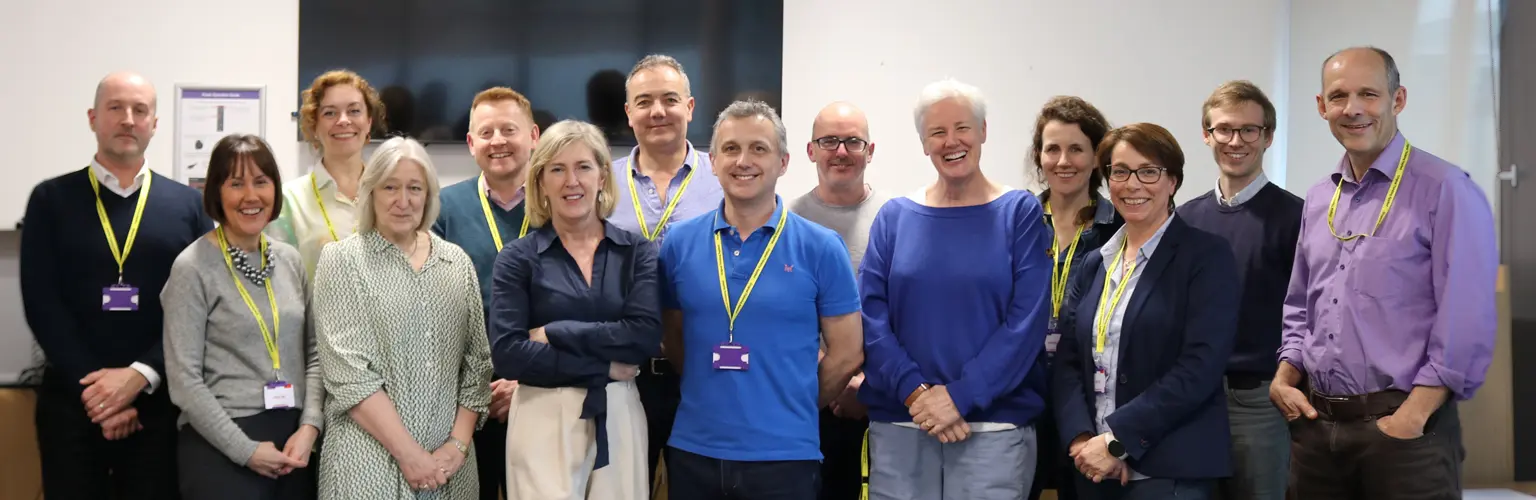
[606,53,725,494]
[1270,46,1496,499]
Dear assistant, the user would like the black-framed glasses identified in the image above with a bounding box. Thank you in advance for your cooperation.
[1105,165,1167,184]
[814,136,869,153]
[1206,125,1267,143]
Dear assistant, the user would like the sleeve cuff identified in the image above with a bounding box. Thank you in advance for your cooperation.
[1277,349,1304,373]
[1412,362,1468,400]
[130,362,161,394]
[945,379,977,417]
[227,437,261,467]
[817,298,861,319]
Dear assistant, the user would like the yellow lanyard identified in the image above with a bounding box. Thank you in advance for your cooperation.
[87,166,152,282]
[216,228,281,372]
[1327,140,1411,241]
[1044,201,1085,322]
[478,173,530,251]
[626,150,699,240]
[310,174,341,243]
[714,206,789,342]
[1094,241,1136,354]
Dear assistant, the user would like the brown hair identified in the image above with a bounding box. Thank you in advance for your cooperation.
[1201,80,1277,133]
[469,87,534,127]
[1097,123,1184,213]
[1030,96,1111,224]
[299,70,386,150]
[203,134,283,225]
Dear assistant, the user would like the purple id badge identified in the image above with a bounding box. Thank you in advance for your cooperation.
[712,343,750,371]
[102,284,140,311]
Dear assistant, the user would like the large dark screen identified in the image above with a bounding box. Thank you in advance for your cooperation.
[299,0,784,148]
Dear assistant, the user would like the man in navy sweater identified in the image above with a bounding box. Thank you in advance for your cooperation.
[431,86,541,500]
[1176,80,1303,500]
[21,71,212,499]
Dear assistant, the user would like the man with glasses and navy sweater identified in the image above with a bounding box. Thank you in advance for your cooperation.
[1177,80,1302,500]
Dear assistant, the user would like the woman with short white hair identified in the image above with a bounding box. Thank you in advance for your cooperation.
[490,119,659,500]
[860,79,1054,499]
[312,136,494,499]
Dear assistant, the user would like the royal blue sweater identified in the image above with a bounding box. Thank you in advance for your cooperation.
[857,190,1053,425]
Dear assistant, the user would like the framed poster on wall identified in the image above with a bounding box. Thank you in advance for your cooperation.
[173,85,266,192]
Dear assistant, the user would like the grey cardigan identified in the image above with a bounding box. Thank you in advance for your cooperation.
[162,235,324,464]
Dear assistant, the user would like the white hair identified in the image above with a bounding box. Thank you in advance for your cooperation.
[913,78,987,134]
[711,100,789,156]
[357,136,442,233]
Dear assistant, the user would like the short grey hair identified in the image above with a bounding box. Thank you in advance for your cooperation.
[627,54,692,96]
[710,100,788,156]
[913,78,987,134]
[357,136,442,234]
[1323,46,1401,92]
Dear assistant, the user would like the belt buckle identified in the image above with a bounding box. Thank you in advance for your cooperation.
[648,358,665,376]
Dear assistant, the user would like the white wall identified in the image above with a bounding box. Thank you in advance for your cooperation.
[779,0,1291,200]
[0,0,1501,383]
[1285,0,1501,199]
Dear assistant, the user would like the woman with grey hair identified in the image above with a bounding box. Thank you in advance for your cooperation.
[311,136,494,499]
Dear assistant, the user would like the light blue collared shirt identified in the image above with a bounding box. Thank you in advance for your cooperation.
[607,142,724,242]
[1216,171,1269,208]
[1093,213,1176,481]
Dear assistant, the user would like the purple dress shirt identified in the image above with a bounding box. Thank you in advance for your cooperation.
[1279,132,1497,400]
[607,142,724,242]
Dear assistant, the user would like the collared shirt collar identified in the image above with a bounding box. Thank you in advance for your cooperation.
[366,230,455,263]
[479,175,526,211]
[312,157,337,190]
[712,195,786,235]
[1216,171,1270,207]
[1333,131,1408,184]
[623,141,701,177]
[532,220,639,254]
[90,158,149,198]
[1101,213,1176,262]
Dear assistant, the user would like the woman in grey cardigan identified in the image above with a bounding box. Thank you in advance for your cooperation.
[162,134,323,499]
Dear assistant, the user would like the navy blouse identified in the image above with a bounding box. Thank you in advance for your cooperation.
[487,221,662,469]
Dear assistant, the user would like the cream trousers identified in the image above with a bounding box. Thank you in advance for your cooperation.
[505,380,648,500]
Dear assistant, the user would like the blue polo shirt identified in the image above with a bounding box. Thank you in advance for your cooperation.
[660,196,860,461]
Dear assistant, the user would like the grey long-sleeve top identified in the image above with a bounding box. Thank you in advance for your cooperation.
[162,235,324,465]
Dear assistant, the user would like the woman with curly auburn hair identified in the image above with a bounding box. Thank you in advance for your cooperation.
[266,69,386,281]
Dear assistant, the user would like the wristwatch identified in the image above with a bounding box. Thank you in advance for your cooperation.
[904,384,932,407]
[1105,433,1127,460]
[449,437,469,457]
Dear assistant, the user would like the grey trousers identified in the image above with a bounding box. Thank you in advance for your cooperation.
[1217,383,1289,500]
[867,421,1035,500]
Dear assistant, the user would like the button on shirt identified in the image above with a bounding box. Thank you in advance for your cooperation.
[1279,132,1497,400]
[607,143,724,242]
[1093,214,1175,482]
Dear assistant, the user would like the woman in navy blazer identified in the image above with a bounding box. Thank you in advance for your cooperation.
[1050,123,1239,500]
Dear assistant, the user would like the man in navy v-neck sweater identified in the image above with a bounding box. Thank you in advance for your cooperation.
[20,72,211,500]
[1177,81,1302,500]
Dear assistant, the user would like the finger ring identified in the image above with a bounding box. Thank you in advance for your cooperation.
[97,403,105,409]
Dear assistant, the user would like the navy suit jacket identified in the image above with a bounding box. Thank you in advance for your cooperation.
[1050,215,1239,479]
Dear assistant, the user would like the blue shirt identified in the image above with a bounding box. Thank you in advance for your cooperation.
[660,196,861,461]
[486,222,661,469]
[858,190,1053,426]
[608,142,723,242]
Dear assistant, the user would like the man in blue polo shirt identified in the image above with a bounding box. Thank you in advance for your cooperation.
[659,99,865,500]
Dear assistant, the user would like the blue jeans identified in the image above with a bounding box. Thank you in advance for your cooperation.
[666,447,821,500]
[1218,381,1289,500]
